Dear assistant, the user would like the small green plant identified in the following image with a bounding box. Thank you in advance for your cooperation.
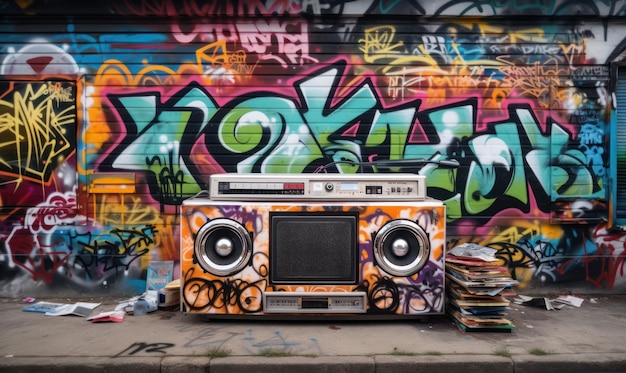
[254,349,318,358]
[529,348,550,355]
[424,351,442,356]
[207,347,231,358]
[390,347,417,356]
[257,348,294,357]
[494,349,511,357]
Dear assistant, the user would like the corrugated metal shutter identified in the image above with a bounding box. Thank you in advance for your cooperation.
[616,68,626,224]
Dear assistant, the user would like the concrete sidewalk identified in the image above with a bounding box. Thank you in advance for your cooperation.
[0,295,625,372]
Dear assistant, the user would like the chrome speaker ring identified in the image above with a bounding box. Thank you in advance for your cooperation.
[373,219,430,277]
[194,218,252,276]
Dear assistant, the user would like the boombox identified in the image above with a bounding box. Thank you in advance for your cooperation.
[180,173,446,318]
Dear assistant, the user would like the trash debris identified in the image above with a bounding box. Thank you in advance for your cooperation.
[445,243,518,333]
[22,301,65,314]
[20,261,181,321]
[147,261,174,291]
[86,310,125,323]
[115,291,158,316]
[513,295,565,310]
[23,301,100,317]
[555,295,584,308]
[512,294,584,310]
[115,296,140,314]
[158,279,181,311]
[133,290,159,315]
[448,243,499,262]
[110,260,178,315]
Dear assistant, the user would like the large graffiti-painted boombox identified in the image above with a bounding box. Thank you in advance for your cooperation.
[180,173,446,318]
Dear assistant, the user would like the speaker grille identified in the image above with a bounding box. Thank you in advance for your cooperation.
[270,212,358,284]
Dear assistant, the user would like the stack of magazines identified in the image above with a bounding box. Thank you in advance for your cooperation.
[445,243,519,332]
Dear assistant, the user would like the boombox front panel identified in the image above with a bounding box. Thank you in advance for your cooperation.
[181,200,446,317]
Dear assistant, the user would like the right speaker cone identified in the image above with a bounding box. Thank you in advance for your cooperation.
[373,219,431,277]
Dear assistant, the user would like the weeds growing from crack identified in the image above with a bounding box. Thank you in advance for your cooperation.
[207,347,231,358]
[256,348,317,358]
[494,349,511,357]
[529,348,550,355]
[390,347,417,356]
[390,347,441,356]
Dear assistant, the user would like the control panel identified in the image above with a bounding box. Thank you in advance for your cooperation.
[209,173,427,201]
[263,292,367,313]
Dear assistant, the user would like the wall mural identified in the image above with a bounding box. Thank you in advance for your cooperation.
[0,0,625,296]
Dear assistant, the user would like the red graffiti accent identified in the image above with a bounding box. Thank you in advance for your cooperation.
[554,228,626,289]
[26,193,78,233]
[592,225,626,289]
[592,243,626,289]
[26,56,53,73]
[6,227,70,283]
[6,227,35,257]
[5,191,78,283]
[25,247,70,283]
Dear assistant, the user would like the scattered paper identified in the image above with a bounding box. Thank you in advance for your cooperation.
[23,302,65,314]
[87,310,125,323]
[555,295,584,307]
[115,291,158,315]
[23,301,100,317]
[133,290,158,315]
[44,302,101,317]
[448,243,498,262]
[513,294,585,310]
[115,295,141,313]
[513,295,565,310]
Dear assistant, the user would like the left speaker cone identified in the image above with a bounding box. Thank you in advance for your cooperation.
[194,218,252,276]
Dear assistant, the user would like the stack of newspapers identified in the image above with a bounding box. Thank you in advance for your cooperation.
[445,243,519,332]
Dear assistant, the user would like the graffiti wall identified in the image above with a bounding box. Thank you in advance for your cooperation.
[1,0,626,297]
